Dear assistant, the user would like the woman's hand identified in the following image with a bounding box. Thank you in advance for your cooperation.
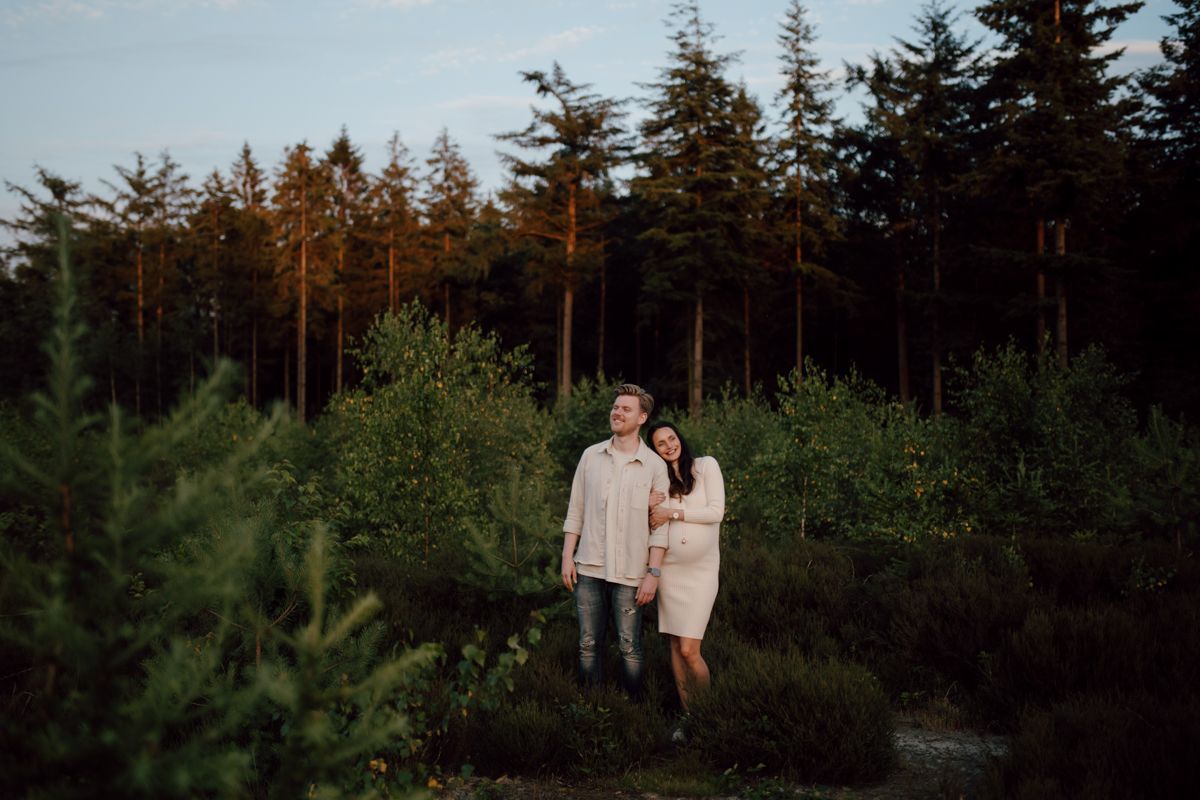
[649,504,675,528]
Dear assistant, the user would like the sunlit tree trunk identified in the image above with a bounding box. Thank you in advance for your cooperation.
[895,259,910,403]
[297,193,308,423]
[135,245,144,415]
[561,184,577,397]
[690,293,704,418]
[336,243,344,395]
[743,286,752,397]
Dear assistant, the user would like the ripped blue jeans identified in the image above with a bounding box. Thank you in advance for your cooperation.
[573,574,644,696]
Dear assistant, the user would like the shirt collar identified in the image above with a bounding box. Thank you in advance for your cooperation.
[604,435,649,462]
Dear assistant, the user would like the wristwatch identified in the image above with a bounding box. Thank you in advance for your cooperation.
[646,567,661,577]
[671,511,680,520]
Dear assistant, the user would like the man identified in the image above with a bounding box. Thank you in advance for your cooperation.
[561,383,669,697]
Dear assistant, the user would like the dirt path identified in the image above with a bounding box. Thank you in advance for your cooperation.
[445,723,1008,799]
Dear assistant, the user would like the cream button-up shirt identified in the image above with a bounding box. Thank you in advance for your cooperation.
[563,436,670,587]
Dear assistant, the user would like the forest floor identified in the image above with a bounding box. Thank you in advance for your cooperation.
[442,718,1009,799]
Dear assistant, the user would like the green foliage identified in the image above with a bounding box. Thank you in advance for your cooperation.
[253,528,441,800]
[462,464,561,596]
[0,237,272,797]
[687,645,894,783]
[1131,406,1200,548]
[548,373,620,484]
[767,364,974,543]
[950,343,1137,536]
[324,302,553,566]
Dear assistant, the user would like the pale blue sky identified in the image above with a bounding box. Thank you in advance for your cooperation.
[0,0,1173,234]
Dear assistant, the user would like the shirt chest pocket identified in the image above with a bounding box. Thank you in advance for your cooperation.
[627,477,651,509]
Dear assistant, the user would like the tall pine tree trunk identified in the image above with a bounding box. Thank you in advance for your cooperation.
[931,196,943,416]
[388,231,396,314]
[297,196,308,423]
[895,259,910,403]
[442,231,452,331]
[1036,218,1047,355]
[156,243,164,419]
[794,164,805,380]
[336,245,344,394]
[561,183,576,398]
[597,257,607,376]
[135,244,144,416]
[690,293,704,418]
[1055,219,1068,368]
[743,286,752,397]
[251,259,259,407]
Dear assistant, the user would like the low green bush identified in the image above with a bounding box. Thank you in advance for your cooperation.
[981,693,1200,800]
[687,646,894,783]
[860,538,1032,700]
[712,539,854,656]
[950,343,1138,537]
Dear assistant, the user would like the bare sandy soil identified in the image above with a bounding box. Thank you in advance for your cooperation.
[442,722,1009,799]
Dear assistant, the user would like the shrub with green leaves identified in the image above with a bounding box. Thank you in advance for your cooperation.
[323,303,555,568]
[687,645,894,783]
[763,365,974,544]
[950,343,1137,537]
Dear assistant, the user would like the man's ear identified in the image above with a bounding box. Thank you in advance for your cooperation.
[638,411,648,427]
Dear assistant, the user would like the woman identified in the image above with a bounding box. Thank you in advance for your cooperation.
[646,421,724,721]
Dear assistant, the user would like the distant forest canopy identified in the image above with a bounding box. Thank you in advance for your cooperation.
[2,0,1197,420]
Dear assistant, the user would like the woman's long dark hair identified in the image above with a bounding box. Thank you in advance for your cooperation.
[646,421,696,498]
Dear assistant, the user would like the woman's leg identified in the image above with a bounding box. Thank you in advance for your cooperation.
[668,635,690,709]
[675,636,710,708]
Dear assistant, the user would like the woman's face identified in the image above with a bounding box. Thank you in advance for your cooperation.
[651,427,681,465]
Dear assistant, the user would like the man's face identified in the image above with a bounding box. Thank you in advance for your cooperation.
[610,394,647,437]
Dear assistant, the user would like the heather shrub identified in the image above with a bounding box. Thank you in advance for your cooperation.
[980,693,1200,800]
[860,538,1032,699]
[687,646,894,782]
[712,538,854,655]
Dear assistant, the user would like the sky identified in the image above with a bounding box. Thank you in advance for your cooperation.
[0,0,1176,239]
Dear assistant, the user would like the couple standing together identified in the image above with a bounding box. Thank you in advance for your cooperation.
[561,383,725,716]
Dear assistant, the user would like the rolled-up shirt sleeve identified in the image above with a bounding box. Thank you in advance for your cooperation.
[647,456,670,550]
[563,450,587,535]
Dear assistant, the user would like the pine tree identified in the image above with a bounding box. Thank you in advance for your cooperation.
[370,132,422,316]
[324,127,369,394]
[101,153,158,415]
[636,0,744,416]
[775,0,839,381]
[147,152,192,416]
[0,223,269,797]
[872,0,979,413]
[230,143,272,407]
[0,169,90,398]
[975,0,1143,367]
[497,62,628,397]
[423,128,480,332]
[273,142,333,422]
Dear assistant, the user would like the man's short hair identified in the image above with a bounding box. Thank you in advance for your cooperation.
[614,383,654,417]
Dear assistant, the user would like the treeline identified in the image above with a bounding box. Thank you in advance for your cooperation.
[3,0,1197,419]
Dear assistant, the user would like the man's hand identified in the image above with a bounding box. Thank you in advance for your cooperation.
[636,574,658,606]
[561,556,577,592]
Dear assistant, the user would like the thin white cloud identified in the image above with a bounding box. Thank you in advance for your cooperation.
[3,0,246,25]
[499,25,603,63]
[421,45,487,75]
[1094,39,1161,57]
[358,0,434,8]
[437,94,539,111]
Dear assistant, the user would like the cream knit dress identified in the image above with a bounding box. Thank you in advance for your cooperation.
[658,456,725,639]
